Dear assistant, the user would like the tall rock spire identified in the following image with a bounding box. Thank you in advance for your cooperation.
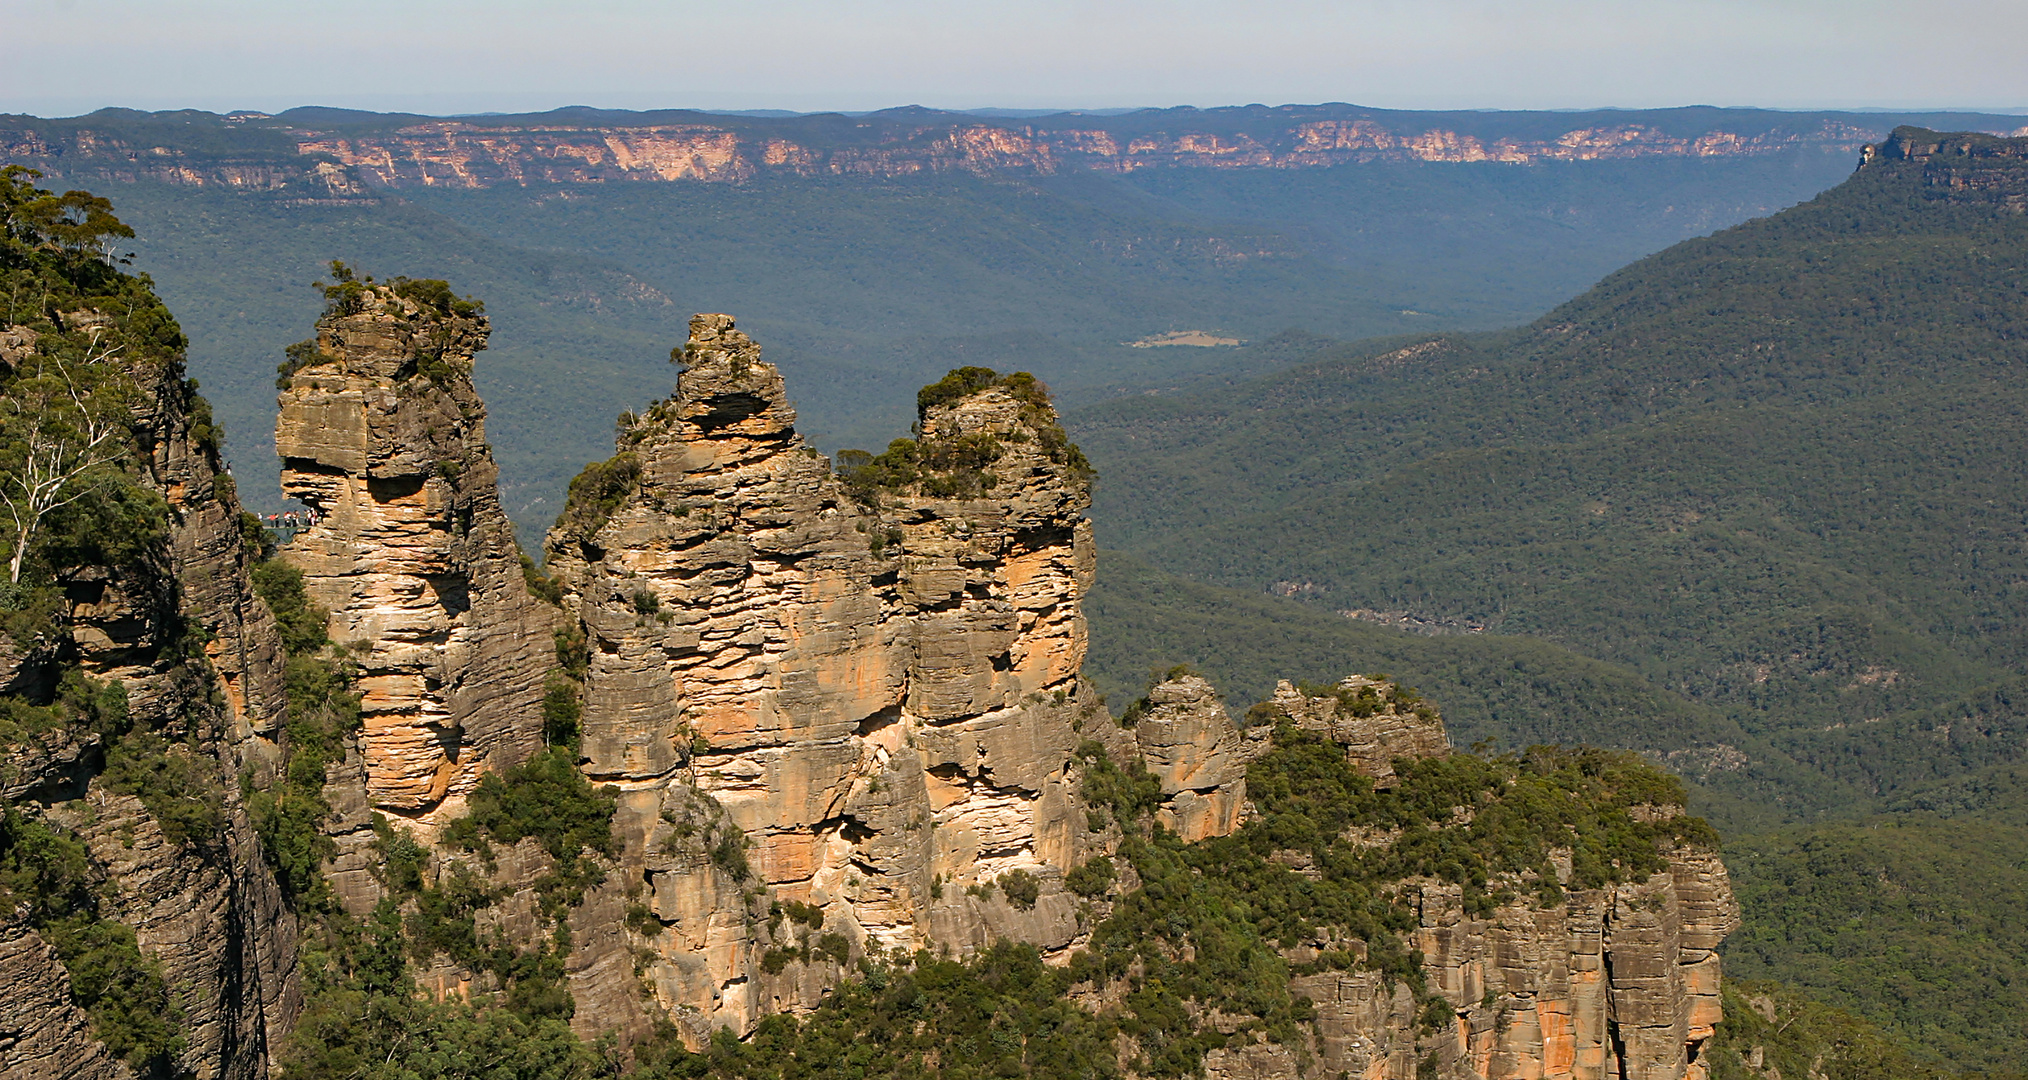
[543,315,1100,1035]
[274,277,552,827]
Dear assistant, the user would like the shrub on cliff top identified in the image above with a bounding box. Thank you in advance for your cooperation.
[275,338,339,387]
[553,451,642,545]
[916,365,1056,419]
[999,868,1041,910]
[390,275,484,318]
[1291,676,1434,722]
[311,262,481,321]
[839,366,1091,503]
[915,365,1002,417]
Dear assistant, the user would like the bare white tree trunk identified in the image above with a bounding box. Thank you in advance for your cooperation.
[0,329,130,583]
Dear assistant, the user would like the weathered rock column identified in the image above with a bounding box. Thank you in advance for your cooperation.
[1126,673,1253,841]
[545,315,1099,1034]
[275,282,552,834]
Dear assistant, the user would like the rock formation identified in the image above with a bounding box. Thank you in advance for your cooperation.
[1176,678,1736,1080]
[1,314,299,1079]
[540,315,1098,1036]
[3,289,1740,1080]
[261,307,1738,1075]
[1109,672,1257,842]
[1268,847,1737,1080]
[15,109,2015,196]
[1263,675,1452,787]
[273,282,552,829]
[1865,125,2028,211]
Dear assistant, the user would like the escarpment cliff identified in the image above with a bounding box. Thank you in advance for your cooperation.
[1864,125,2028,211]
[246,304,1738,1078]
[9,106,2025,196]
[538,315,1102,1035]
[1220,682,1736,1080]
[1,269,299,1073]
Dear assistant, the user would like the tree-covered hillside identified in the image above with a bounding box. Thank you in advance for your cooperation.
[1075,128,2028,1069]
[1077,128,2028,787]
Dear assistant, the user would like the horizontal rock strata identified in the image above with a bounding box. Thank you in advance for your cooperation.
[1199,677,1734,1080]
[1120,673,1258,842]
[543,315,1097,1036]
[275,284,552,831]
[3,321,301,1079]
[17,111,2020,194]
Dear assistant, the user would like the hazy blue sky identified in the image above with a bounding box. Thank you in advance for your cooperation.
[4,0,2024,118]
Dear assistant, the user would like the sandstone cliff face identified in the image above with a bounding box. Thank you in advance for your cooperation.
[1,322,300,1079]
[1264,852,1736,1080]
[1866,126,2028,211]
[266,284,661,1045]
[274,285,553,835]
[255,118,1912,188]
[1194,679,1735,1080]
[540,315,1097,1036]
[0,925,129,1080]
[11,109,2012,196]
[1116,674,1258,842]
[0,297,1738,1080]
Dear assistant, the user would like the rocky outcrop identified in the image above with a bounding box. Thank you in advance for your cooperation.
[1182,675,1735,1080]
[1384,848,1736,1080]
[274,284,553,832]
[1865,126,2028,211]
[1261,675,1451,787]
[1121,673,1256,842]
[1266,851,1738,1080]
[3,287,1743,1080]
[541,314,1096,1036]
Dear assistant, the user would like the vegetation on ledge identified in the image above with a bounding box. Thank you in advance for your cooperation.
[0,809,187,1073]
[838,366,1092,504]
[552,450,643,547]
[247,557,358,905]
[626,724,1715,1080]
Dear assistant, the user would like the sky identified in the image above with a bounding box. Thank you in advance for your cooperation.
[4,0,2025,118]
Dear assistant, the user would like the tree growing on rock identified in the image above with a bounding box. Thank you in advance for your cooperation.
[0,327,136,583]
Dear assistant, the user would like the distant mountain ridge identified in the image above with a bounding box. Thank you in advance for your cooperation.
[5,104,2027,192]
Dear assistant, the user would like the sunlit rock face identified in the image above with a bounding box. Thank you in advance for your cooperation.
[1121,673,1256,842]
[542,314,1098,1036]
[275,284,553,826]
[1206,678,1736,1080]
[265,303,1740,1076]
